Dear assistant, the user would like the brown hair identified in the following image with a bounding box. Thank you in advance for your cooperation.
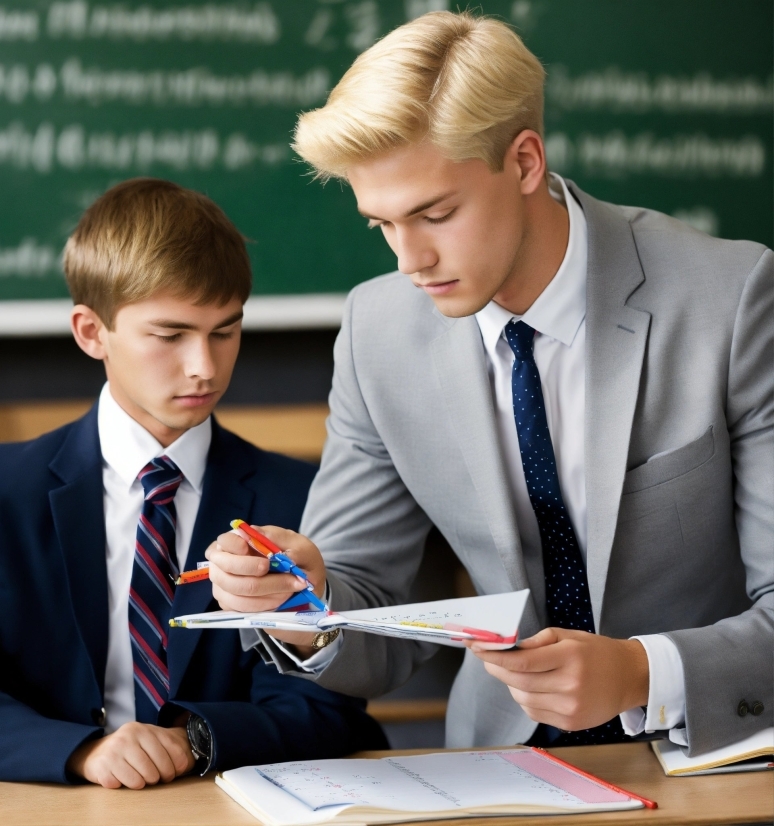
[293,11,546,182]
[63,178,252,328]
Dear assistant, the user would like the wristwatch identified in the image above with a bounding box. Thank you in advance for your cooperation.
[311,628,341,651]
[186,714,214,775]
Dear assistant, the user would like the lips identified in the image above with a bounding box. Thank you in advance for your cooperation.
[415,280,459,296]
[174,392,217,408]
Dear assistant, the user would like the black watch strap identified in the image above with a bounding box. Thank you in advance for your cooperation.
[186,714,214,775]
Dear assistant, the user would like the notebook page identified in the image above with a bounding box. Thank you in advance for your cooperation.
[256,749,639,813]
[216,768,350,826]
[387,751,635,809]
[653,727,774,775]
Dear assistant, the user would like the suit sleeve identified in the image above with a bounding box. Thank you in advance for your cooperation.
[666,248,774,755]
[167,658,387,771]
[247,285,438,699]
[0,690,101,782]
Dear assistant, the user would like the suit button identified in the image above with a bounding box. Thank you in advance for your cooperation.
[737,700,749,717]
[751,701,765,716]
[91,707,107,727]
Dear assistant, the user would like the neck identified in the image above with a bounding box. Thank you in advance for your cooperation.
[492,181,570,316]
[106,381,188,448]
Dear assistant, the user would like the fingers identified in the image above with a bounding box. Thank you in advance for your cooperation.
[81,723,196,789]
[211,581,296,613]
[516,627,563,649]
[470,641,564,673]
[137,728,178,783]
[205,531,251,558]
[156,726,197,776]
[207,548,271,577]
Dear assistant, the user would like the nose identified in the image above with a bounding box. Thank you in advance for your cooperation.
[393,226,438,275]
[185,336,216,381]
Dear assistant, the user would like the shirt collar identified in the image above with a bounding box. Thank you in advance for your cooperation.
[475,173,588,359]
[97,382,211,494]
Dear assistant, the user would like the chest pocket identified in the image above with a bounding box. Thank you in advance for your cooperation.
[623,426,715,495]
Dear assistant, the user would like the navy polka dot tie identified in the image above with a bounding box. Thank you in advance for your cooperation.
[505,320,626,745]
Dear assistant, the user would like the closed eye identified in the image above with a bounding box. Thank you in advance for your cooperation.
[424,209,456,225]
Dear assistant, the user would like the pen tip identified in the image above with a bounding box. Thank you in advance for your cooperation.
[230,519,245,530]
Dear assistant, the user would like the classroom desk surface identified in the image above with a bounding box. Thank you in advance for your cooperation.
[1,742,771,826]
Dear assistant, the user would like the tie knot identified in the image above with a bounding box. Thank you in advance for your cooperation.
[504,320,536,361]
[138,455,183,504]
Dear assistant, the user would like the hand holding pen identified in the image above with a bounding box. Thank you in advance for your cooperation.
[196,522,329,614]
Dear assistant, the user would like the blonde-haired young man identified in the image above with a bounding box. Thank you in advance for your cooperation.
[0,178,385,786]
[209,12,773,756]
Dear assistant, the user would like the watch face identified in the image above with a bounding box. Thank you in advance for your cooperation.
[189,716,211,757]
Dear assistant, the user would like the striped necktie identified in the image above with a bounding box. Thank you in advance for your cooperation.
[129,455,183,722]
[505,320,626,746]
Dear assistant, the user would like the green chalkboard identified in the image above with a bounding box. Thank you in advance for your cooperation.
[0,0,771,304]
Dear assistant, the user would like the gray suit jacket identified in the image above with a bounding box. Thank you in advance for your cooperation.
[257,183,773,756]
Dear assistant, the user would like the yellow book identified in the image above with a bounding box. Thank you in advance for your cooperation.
[651,728,774,776]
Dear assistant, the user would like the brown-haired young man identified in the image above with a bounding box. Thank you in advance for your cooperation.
[0,178,385,787]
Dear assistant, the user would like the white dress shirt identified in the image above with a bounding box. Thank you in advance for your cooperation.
[475,174,687,743]
[98,383,211,733]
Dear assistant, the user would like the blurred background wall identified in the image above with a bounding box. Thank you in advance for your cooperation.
[0,0,771,746]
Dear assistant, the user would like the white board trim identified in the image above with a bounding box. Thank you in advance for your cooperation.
[0,294,347,336]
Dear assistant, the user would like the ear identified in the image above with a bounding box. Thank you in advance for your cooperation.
[504,130,546,196]
[71,304,108,360]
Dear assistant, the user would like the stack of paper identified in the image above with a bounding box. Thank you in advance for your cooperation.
[172,591,529,650]
[216,749,649,825]
[652,727,774,776]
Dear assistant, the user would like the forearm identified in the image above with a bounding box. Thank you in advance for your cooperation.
[0,692,102,783]
[173,680,387,768]
[666,600,774,755]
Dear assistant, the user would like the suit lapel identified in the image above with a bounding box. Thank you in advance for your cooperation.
[167,419,254,695]
[48,406,109,695]
[430,315,529,592]
[571,184,652,628]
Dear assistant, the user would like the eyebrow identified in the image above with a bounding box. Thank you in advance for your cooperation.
[358,190,457,221]
[149,310,244,331]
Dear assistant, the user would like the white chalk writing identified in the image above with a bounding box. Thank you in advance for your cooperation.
[545,131,766,177]
[547,67,774,114]
[47,1,280,43]
[0,61,331,107]
[0,121,290,172]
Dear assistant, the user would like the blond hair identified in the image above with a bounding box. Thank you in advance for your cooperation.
[63,178,251,328]
[293,11,546,181]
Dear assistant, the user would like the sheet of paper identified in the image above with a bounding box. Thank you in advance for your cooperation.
[172,591,529,648]
[256,749,637,813]
[323,591,529,649]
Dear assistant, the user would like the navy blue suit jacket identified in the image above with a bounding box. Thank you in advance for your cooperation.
[0,405,386,782]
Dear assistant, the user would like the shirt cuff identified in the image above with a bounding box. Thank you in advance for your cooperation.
[619,634,686,737]
[268,632,342,675]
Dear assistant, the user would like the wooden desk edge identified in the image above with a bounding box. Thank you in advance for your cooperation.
[1,742,771,826]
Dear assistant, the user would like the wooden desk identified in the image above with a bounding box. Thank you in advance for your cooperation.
[1,743,771,826]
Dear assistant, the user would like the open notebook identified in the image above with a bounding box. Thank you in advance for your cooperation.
[216,749,652,825]
[651,727,774,776]
[171,591,529,650]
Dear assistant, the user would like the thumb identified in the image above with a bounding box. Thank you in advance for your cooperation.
[518,627,561,649]
[256,525,299,551]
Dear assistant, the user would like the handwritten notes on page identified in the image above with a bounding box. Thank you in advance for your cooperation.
[216,748,645,826]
